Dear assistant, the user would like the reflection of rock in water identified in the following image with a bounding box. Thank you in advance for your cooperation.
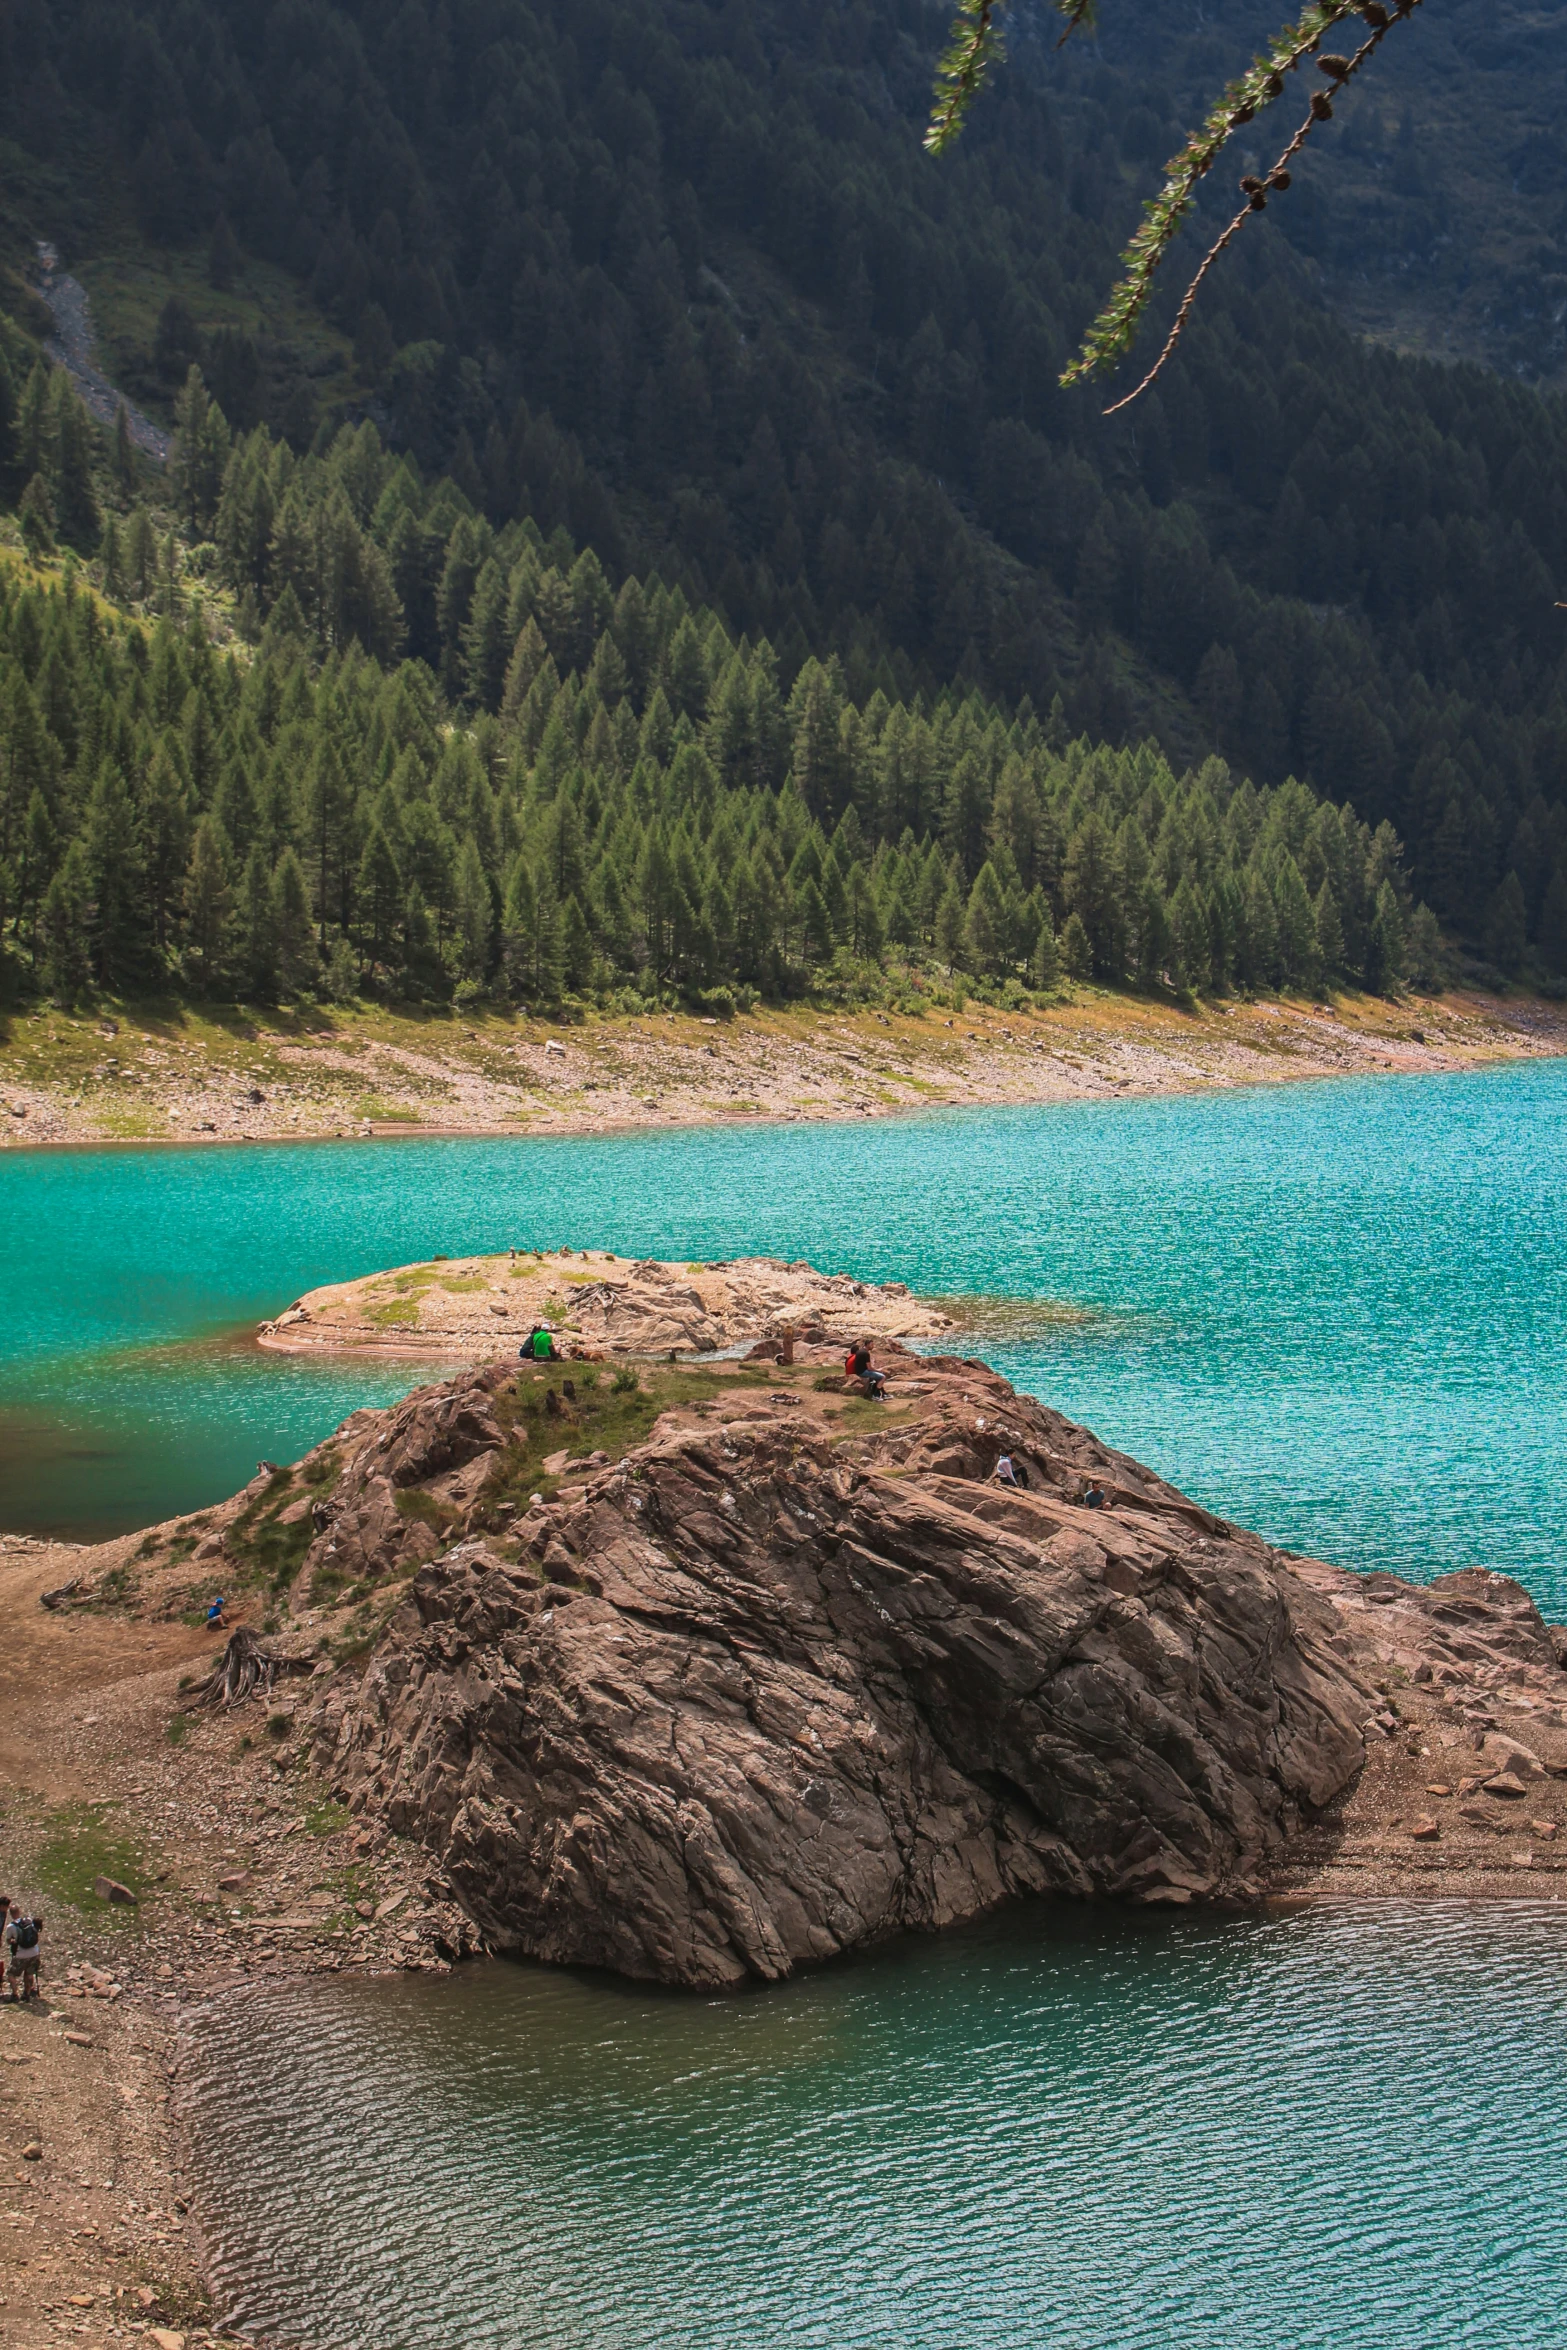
[34,242,170,464]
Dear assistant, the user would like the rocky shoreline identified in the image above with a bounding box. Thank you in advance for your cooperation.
[1,988,1563,1151]
[7,1262,1567,2336]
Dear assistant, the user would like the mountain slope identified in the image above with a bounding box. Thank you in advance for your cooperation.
[3,0,1567,957]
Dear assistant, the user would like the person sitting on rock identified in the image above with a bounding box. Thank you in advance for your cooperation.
[844,1340,886,1400]
[1081,1480,1107,1510]
[206,1595,226,1628]
[521,1324,561,1364]
[993,1454,1030,1490]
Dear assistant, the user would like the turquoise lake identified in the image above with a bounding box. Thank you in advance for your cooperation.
[8,1061,1567,2348]
[3,1059,1565,1606]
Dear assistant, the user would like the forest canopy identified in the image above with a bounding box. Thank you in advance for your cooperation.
[0,371,1451,1014]
[0,0,1564,992]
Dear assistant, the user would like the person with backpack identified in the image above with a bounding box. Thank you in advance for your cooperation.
[2,1902,42,2001]
[844,1340,886,1400]
[520,1324,560,1364]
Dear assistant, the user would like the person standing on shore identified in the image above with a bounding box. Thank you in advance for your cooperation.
[2,1902,43,2002]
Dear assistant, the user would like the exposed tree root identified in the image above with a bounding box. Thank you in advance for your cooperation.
[186,1626,314,1709]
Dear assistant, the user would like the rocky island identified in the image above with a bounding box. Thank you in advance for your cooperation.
[26,1258,1567,1996]
[257,1246,956,1359]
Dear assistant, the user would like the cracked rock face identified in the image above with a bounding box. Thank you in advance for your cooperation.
[325,1363,1374,1987]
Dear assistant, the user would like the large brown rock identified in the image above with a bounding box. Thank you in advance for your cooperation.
[322,1361,1374,1986]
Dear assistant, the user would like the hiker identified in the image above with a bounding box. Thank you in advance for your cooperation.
[844,1340,886,1400]
[2,1903,42,2002]
[206,1595,226,1628]
[520,1324,560,1363]
[993,1454,1030,1490]
[1082,1480,1107,1510]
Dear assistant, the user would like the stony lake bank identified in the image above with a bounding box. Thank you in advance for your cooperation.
[7,1257,1567,2343]
[1,987,1564,1148]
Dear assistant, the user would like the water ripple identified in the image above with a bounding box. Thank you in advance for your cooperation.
[184,1900,1567,2350]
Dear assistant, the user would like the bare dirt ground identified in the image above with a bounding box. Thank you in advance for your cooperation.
[1,987,1563,1151]
[0,1522,462,2350]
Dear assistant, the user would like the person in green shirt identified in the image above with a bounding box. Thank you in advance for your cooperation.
[521,1323,561,1362]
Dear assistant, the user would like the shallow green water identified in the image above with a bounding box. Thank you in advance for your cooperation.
[3,1063,1565,1610]
[185,1898,1567,2350]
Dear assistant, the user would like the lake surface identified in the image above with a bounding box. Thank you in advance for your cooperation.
[3,1062,1565,1607]
[10,1062,1567,2348]
[185,1898,1567,2350]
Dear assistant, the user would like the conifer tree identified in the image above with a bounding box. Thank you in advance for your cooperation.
[172,369,231,537]
[139,746,192,958]
[0,346,15,488]
[49,376,99,545]
[1271,856,1318,988]
[15,365,48,482]
[300,740,349,948]
[1030,903,1062,990]
[272,848,316,993]
[357,825,404,971]
[112,406,136,497]
[19,473,56,558]
[1060,910,1093,980]
[1170,875,1211,991]
[462,559,511,709]
[400,882,443,997]
[237,842,280,999]
[1133,877,1172,990]
[83,765,146,989]
[1313,878,1346,980]
[532,884,566,1002]
[501,855,537,999]
[963,861,1008,977]
[184,817,233,986]
[18,790,57,962]
[562,893,593,991]
[125,508,157,600]
[99,513,124,599]
[453,834,492,978]
[935,873,967,970]
[41,839,92,1006]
